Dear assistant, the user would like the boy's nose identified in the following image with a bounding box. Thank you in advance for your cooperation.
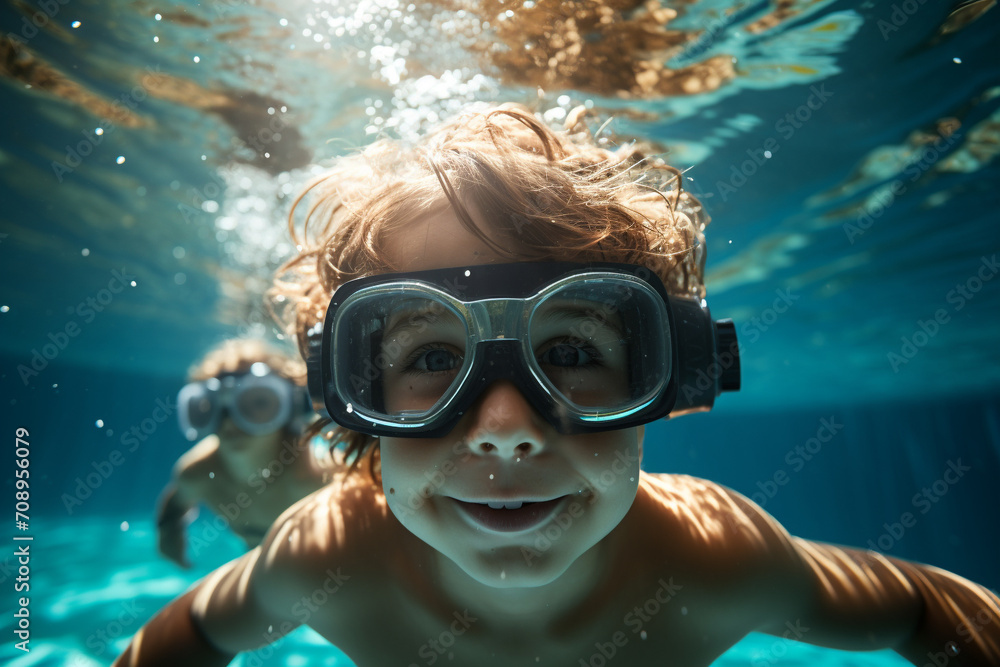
[464,380,546,459]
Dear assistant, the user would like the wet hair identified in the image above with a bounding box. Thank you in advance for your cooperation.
[188,338,306,385]
[270,103,709,476]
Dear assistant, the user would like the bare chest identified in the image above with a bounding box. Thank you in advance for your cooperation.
[201,471,317,541]
[307,589,739,667]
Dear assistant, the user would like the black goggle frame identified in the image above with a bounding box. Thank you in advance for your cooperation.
[307,262,740,438]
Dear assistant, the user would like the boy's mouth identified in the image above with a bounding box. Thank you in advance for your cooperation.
[452,496,567,533]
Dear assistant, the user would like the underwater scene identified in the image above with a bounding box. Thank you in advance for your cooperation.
[1,0,998,665]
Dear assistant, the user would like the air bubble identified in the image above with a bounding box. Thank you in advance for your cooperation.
[95,419,104,428]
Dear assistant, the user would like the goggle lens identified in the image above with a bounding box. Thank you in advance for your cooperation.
[186,393,216,429]
[529,281,663,411]
[335,294,470,421]
[235,385,284,425]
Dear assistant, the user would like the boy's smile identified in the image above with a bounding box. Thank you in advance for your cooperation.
[378,203,643,588]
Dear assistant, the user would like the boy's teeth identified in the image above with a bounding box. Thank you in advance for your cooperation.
[487,501,524,510]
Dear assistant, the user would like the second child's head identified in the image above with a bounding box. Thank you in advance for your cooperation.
[273,104,711,585]
[179,338,308,449]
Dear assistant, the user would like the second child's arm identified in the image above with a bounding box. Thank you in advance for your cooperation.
[156,482,197,568]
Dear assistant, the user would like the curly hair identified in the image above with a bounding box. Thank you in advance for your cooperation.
[269,103,709,476]
[188,338,306,386]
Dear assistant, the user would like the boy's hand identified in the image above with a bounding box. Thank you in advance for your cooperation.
[158,521,191,568]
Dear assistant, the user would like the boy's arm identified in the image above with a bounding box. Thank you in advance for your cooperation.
[778,540,1000,665]
[113,547,299,666]
[111,586,234,667]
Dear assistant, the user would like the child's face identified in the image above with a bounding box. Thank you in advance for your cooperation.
[216,417,285,453]
[377,205,643,588]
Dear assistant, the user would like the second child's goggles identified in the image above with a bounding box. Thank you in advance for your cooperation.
[178,363,302,441]
[308,262,740,438]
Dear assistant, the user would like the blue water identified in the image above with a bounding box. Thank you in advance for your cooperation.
[2,0,999,664]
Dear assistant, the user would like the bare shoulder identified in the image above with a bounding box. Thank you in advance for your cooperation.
[638,472,795,548]
[631,472,803,599]
[252,464,397,607]
[172,436,221,490]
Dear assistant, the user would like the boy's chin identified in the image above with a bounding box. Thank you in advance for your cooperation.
[450,545,580,589]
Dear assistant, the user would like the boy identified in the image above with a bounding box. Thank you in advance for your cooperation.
[157,338,332,566]
[117,106,999,665]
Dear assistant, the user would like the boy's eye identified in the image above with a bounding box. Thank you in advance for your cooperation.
[537,342,595,368]
[411,346,462,372]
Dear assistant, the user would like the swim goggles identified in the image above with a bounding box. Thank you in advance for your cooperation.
[177,363,306,441]
[307,262,740,438]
